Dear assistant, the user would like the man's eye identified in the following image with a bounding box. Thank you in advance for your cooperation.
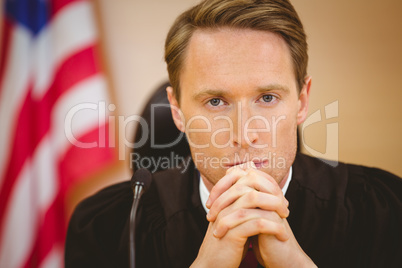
[261,95,276,103]
[209,98,222,106]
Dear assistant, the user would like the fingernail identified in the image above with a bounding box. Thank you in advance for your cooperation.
[206,199,211,208]
[226,167,233,174]
[213,229,218,237]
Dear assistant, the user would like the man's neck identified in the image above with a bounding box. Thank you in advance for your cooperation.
[201,175,214,193]
[279,168,291,189]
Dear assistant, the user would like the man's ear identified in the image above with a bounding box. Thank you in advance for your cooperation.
[297,76,312,125]
[167,86,185,132]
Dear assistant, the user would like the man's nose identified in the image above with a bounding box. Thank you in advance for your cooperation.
[231,102,260,148]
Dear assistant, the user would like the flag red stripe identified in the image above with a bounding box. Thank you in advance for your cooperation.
[51,0,85,17]
[59,123,115,189]
[21,194,65,268]
[0,45,100,238]
[0,1,115,265]
[0,19,13,96]
[21,126,115,267]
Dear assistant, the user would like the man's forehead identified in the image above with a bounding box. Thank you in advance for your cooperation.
[184,27,292,73]
[189,27,286,48]
[179,27,296,95]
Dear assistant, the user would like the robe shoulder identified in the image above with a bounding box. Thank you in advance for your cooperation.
[65,163,205,268]
[290,154,402,267]
[65,181,133,268]
[292,153,402,202]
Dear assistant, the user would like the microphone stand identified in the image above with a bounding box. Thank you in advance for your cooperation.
[129,181,144,268]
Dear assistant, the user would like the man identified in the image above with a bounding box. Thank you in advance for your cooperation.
[65,0,402,267]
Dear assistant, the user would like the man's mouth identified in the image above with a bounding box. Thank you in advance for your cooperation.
[226,159,269,169]
[252,160,269,168]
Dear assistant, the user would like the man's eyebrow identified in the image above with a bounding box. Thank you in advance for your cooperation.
[256,84,290,94]
[193,89,226,100]
[192,84,291,100]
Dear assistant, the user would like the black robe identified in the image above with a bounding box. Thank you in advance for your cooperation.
[65,154,402,267]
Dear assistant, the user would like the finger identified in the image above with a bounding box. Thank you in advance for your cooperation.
[213,208,278,238]
[245,169,290,209]
[206,168,247,208]
[248,169,289,207]
[208,171,288,221]
[235,190,289,219]
[245,168,279,189]
[239,169,282,195]
[207,181,252,221]
[209,190,289,223]
[214,213,289,242]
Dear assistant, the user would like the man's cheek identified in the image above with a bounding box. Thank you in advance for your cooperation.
[187,132,212,149]
[210,127,233,149]
[269,118,295,147]
[185,114,213,148]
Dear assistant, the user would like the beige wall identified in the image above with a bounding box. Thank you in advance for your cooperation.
[292,0,402,175]
[96,0,402,178]
[94,0,199,184]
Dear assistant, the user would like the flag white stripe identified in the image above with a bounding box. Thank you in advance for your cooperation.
[0,1,112,266]
[33,137,58,211]
[0,161,37,268]
[0,25,32,187]
[0,135,59,268]
[0,76,109,268]
[0,1,99,187]
[32,1,98,99]
[53,74,109,156]
[39,246,63,268]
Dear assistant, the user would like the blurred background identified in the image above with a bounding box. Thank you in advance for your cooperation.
[0,0,401,267]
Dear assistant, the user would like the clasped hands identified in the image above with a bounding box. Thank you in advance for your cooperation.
[191,162,316,268]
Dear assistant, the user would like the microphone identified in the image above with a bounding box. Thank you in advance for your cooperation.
[129,168,152,268]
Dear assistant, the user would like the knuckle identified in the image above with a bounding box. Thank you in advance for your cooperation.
[255,218,266,229]
[272,186,281,196]
[249,173,259,185]
[237,208,247,219]
[233,183,244,195]
[273,197,282,209]
[247,169,257,177]
[218,217,229,230]
[234,168,247,177]
[277,224,289,240]
[273,223,282,233]
[248,190,259,204]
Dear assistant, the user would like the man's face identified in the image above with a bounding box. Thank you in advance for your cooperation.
[168,28,310,188]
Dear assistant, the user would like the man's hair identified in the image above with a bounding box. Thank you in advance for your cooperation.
[165,0,308,101]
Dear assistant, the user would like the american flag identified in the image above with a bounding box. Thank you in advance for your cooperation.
[0,0,116,267]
